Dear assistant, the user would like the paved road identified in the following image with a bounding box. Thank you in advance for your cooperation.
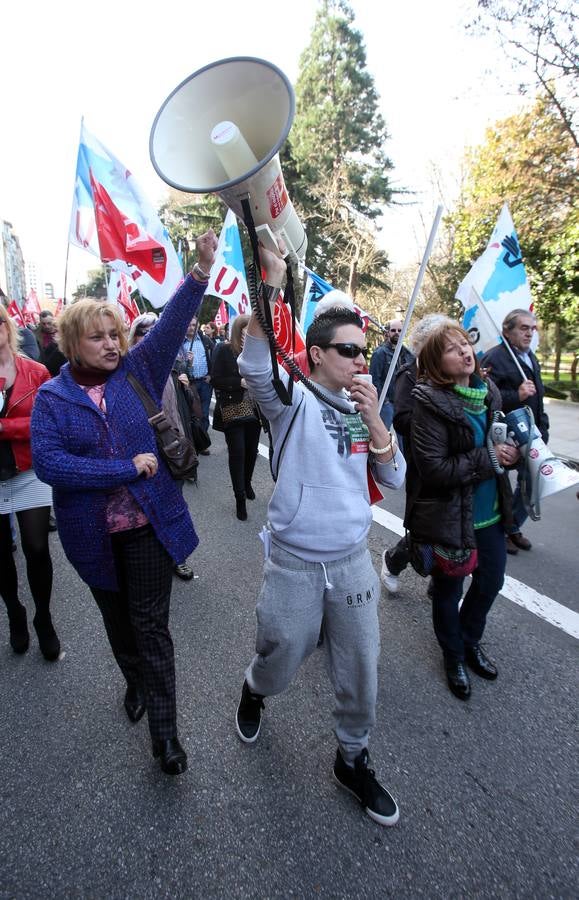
[1,429,577,899]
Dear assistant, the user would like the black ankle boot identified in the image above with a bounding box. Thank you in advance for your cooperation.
[245,484,256,500]
[8,604,29,654]
[33,612,61,662]
[152,737,188,775]
[235,493,248,521]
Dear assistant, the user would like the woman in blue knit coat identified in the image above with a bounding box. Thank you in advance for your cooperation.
[31,231,217,775]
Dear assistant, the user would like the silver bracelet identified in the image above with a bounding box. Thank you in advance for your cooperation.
[261,284,281,303]
[192,262,210,281]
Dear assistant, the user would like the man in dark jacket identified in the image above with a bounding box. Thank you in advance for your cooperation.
[32,311,67,374]
[178,316,214,449]
[369,320,414,430]
[480,309,549,555]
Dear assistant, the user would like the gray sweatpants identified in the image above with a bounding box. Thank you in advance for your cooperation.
[245,542,381,764]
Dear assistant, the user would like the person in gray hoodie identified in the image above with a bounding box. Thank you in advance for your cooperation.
[234,245,406,827]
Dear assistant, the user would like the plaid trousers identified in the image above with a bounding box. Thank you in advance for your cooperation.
[90,525,177,741]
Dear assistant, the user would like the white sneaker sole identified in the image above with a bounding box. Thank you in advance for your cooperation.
[380,562,399,594]
[235,706,261,744]
[333,772,400,826]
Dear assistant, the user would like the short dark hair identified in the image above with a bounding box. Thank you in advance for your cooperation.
[39,310,53,318]
[306,308,364,370]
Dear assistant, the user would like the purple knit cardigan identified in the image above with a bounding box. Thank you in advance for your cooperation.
[31,275,206,590]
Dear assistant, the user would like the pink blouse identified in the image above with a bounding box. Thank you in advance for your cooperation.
[82,384,148,533]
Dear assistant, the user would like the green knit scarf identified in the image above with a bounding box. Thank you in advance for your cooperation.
[453,378,488,414]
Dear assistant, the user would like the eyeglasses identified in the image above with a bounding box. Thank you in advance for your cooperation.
[389,328,402,333]
[320,342,368,360]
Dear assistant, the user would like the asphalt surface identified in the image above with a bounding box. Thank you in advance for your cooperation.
[1,429,577,899]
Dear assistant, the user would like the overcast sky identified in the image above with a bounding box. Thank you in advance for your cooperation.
[2,0,523,296]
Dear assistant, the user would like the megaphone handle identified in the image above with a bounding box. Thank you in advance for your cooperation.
[255,224,288,258]
[241,197,293,407]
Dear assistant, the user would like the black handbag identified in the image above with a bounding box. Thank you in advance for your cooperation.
[190,418,211,453]
[127,373,198,481]
[215,390,258,428]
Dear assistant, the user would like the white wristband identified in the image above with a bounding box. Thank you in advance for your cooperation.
[192,262,210,281]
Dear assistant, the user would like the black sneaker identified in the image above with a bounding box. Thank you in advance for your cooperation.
[333,748,399,826]
[173,563,195,581]
[236,680,265,743]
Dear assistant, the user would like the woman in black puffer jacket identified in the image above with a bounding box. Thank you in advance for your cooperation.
[405,323,518,701]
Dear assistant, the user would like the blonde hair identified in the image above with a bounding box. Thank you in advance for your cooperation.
[0,305,21,354]
[128,312,158,347]
[408,314,456,355]
[57,299,128,361]
[314,290,355,318]
[229,314,250,356]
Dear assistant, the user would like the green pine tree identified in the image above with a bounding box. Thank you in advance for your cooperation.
[285,0,394,291]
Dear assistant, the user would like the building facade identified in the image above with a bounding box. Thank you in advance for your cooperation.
[1,220,26,304]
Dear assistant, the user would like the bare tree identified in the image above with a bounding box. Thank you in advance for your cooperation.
[471,0,578,147]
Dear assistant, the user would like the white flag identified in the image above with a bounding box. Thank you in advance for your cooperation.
[456,203,535,355]
[69,121,183,309]
[205,210,250,320]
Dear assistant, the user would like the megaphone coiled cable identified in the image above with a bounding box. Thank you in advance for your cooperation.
[246,262,355,417]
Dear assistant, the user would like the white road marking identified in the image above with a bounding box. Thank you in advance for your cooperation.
[256,441,579,640]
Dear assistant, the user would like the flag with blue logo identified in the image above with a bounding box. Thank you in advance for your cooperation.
[456,203,534,355]
[300,268,335,332]
[300,268,376,334]
[69,121,183,308]
[205,209,252,323]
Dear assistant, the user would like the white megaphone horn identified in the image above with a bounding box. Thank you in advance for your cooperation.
[149,56,307,264]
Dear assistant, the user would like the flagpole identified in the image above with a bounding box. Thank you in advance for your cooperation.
[377,204,443,414]
[470,287,527,381]
[63,242,71,306]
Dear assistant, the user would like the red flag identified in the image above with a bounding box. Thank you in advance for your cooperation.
[22,289,41,325]
[116,274,140,325]
[273,296,306,359]
[90,171,167,284]
[7,301,25,328]
[214,301,229,327]
[53,298,63,317]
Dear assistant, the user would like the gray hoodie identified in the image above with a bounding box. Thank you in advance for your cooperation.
[239,333,405,562]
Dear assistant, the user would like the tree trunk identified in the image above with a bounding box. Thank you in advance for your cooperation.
[553,320,562,381]
[571,354,577,384]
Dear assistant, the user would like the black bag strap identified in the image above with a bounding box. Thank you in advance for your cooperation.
[127,372,175,440]
[127,371,161,419]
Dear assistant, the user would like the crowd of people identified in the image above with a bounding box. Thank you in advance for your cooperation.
[1,231,551,826]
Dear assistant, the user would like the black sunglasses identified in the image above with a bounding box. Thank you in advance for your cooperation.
[321,342,368,360]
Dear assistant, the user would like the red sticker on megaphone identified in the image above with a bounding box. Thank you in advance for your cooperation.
[267,175,288,220]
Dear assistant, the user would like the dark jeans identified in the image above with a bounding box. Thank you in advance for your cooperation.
[0,507,53,621]
[430,522,506,663]
[379,400,394,429]
[379,400,404,453]
[224,420,261,497]
[509,462,531,533]
[89,525,176,741]
[193,377,213,433]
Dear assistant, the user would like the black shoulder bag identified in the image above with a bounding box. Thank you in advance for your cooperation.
[127,372,198,481]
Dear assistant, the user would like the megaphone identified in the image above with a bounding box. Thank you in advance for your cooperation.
[149,56,307,264]
[492,407,579,518]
